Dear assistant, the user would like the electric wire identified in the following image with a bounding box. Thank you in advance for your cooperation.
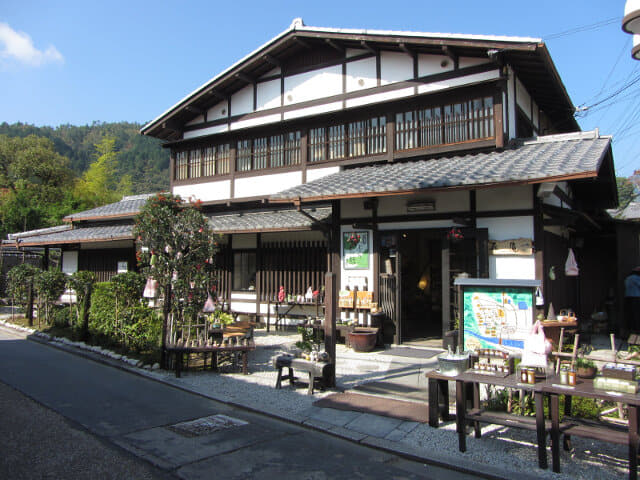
[543,17,620,41]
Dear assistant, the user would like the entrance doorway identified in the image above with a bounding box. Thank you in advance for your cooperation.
[378,228,488,345]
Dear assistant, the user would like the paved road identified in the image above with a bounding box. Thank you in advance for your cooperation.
[0,326,477,479]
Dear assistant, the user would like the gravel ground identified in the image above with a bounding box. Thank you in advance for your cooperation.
[3,320,631,480]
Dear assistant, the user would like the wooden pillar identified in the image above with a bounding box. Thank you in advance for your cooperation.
[43,246,49,270]
[324,272,337,388]
[441,237,450,347]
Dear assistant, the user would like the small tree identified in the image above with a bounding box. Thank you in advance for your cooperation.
[7,263,40,325]
[134,193,217,366]
[34,269,66,325]
[68,271,96,339]
[111,271,145,345]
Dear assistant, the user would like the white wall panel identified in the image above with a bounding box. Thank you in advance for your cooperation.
[459,57,492,68]
[417,69,500,95]
[183,124,228,139]
[230,113,281,131]
[516,76,532,120]
[231,84,253,115]
[476,185,533,211]
[283,101,342,120]
[284,65,342,105]
[346,87,414,108]
[476,216,534,241]
[172,179,231,202]
[346,48,367,58]
[418,54,453,77]
[207,100,228,122]
[346,57,377,92]
[256,79,281,110]
[507,68,516,140]
[307,166,340,182]
[234,171,302,198]
[380,51,413,84]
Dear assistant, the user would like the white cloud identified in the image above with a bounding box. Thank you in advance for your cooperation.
[0,22,63,67]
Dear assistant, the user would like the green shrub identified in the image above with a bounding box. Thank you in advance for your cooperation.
[34,269,66,324]
[7,263,40,310]
[88,282,117,336]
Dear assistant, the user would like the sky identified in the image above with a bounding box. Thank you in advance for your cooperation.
[1,1,638,177]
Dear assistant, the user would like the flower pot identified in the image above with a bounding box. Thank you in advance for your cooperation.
[348,331,377,352]
[576,366,597,379]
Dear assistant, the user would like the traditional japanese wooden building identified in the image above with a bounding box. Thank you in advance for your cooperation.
[11,20,622,344]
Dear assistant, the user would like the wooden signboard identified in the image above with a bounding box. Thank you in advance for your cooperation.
[356,291,374,309]
[489,238,533,256]
[338,290,354,309]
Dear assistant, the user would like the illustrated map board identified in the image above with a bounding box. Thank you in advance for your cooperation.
[454,278,540,355]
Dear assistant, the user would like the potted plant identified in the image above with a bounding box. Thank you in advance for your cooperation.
[576,356,597,379]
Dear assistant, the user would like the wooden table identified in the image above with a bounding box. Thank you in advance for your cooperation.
[425,369,455,427]
[541,320,578,348]
[455,371,549,470]
[542,377,640,479]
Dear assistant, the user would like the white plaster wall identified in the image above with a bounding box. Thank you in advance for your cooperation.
[230,113,281,131]
[378,191,470,217]
[231,84,253,116]
[172,179,231,202]
[418,54,453,77]
[231,292,256,301]
[183,124,228,140]
[185,115,204,126]
[459,57,492,68]
[346,57,377,92]
[283,101,342,120]
[234,171,303,198]
[284,65,342,105]
[416,69,500,95]
[307,166,340,182]
[207,100,228,122]
[230,301,257,313]
[260,67,280,78]
[476,185,533,211]
[477,216,534,241]
[516,76,532,121]
[380,51,413,84]
[346,87,414,109]
[256,79,281,111]
[62,251,78,275]
[232,234,257,249]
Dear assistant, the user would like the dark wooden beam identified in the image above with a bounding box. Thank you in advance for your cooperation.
[442,46,459,69]
[263,54,282,68]
[552,185,575,209]
[325,38,344,53]
[235,72,254,84]
[185,105,203,115]
[294,36,312,49]
[360,40,377,55]
[162,120,182,133]
[399,43,414,56]
[208,89,227,100]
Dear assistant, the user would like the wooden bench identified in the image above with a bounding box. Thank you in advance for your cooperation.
[167,340,255,377]
[273,355,332,395]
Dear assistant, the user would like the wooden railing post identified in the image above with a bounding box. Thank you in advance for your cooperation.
[324,272,337,388]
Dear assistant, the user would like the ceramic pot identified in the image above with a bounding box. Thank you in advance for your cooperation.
[576,366,597,379]
[348,332,377,352]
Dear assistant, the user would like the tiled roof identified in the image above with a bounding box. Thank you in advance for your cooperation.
[613,201,640,221]
[208,206,332,233]
[64,194,155,221]
[12,224,133,246]
[271,132,611,202]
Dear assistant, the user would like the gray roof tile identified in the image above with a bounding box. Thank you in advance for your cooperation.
[208,207,331,233]
[271,134,611,201]
[64,194,155,220]
[14,224,133,246]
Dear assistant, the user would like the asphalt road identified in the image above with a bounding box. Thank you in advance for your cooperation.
[0,326,477,479]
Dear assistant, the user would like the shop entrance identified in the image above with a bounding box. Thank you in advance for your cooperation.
[379,228,487,345]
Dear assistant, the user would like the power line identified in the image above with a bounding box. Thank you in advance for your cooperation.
[543,17,620,41]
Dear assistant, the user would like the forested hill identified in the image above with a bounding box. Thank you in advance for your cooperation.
[0,121,169,194]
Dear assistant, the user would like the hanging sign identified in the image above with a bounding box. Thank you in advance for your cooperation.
[343,231,369,269]
[489,238,533,255]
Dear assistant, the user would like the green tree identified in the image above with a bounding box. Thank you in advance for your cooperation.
[617,176,636,211]
[134,194,218,366]
[0,134,75,236]
[7,263,41,324]
[68,271,96,339]
[34,269,66,325]
[74,136,131,209]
